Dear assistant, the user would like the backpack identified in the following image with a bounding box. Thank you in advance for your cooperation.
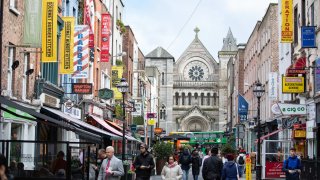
[238,156,244,165]
[180,155,190,165]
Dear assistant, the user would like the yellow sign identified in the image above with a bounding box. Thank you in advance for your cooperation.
[148,119,156,126]
[282,77,304,93]
[111,66,123,100]
[294,130,306,138]
[60,17,75,74]
[246,156,252,180]
[41,0,58,62]
[281,0,293,42]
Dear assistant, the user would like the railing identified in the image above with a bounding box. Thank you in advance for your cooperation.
[173,81,217,88]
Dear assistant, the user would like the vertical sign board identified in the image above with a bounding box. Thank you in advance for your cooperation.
[84,0,95,48]
[72,25,89,79]
[282,77,304,93]
[101,13,111,62]
[315,58,320,92]
[41,0,58,62]
[238,95,248,122]
[301,26,316,48]
[23,0,42,47]
[269,72,278,100]
[245,156,251,180]
[111,66,123,100]
[281,0,293,42]
[60,17,75,74]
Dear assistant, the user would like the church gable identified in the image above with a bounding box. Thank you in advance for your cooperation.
[178,105,214,122]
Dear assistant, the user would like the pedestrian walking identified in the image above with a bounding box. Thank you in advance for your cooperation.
[161,155,183,180]
[97,146,124,180]
[282,147,301,180]
[179,148,192,180]
[236,150,245,178]
[133,143,155,180]
[221,154,239,180]
[202,147,223,180]
[191,150,201,180]
[202,147,211,167]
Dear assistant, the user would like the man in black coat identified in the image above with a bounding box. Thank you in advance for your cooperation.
[133,143,155,180]
[202,147,223,180]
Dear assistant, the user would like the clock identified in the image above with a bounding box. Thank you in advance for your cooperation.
[183,61,209,81]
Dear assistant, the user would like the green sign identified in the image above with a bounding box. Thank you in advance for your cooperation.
[130,124,137,131]
[2,106,36,121]
[98,88,114,100]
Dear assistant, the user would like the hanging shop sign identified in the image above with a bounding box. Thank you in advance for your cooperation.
[132,102,142,116]
[98,88,113,100]
[282,77,304,93]
[301,26,317,48]
[306,120,315,139]
[293,130,306,138]
[111,66,123,100]
[71,83,92,94]
[273,103,307,115]
[41,0,58,62]
[281,0,293,42]
[72,25,89,79]
[315,58,320,92]
[238,95,248,122]
[282,117,300,129]
[101,13,111,62]
[23,0,42,47]
[40,93,60,108]
[60,17,75,74]
[148,119,156,126]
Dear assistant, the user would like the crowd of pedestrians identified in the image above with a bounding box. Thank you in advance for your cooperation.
[0,145,303,180]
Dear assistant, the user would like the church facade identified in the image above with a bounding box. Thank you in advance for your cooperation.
[145,28,237,133]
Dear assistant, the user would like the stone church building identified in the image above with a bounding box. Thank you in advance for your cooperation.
[145,28,237,133]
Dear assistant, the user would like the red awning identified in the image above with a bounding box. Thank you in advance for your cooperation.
[255,128,283,143]
[293,57,306,69]
[286,57,307,75]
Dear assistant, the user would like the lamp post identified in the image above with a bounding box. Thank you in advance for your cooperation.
[253,80,265,180]
[116,78,129,161]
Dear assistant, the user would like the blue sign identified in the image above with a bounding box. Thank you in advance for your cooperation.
[238,95,249,122]
[301,26,316,48]
[315,58,320,92]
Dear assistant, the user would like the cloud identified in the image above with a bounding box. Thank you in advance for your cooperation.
[124,0,278,60]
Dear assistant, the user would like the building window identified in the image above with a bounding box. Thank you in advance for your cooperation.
[195,93,198,99]
[207,93,210,105]
[294,6,298,44]
[175,92,179,105]
[66,0,70,15]
[9,0,20,15]
[201,93,204,105]
[97,19,101,48]
[214,93,217,105]
[7,47,15,95]
[188,93,191,105]
[73,7,76,17]
[162,72,164,85]
[182,93,185,105]
[22,53,30,100]
[310,3,314,25]
[301,0,306,26]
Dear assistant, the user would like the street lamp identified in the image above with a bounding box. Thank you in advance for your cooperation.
[116,78,129,161]
[253,80,265,180]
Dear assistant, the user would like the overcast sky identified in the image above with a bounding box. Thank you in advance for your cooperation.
[123,0,278,60]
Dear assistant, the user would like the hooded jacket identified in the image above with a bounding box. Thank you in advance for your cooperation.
[178,149,191,170]
[161,162,183,180]
[221,161,238,180]
[282,156,301,180]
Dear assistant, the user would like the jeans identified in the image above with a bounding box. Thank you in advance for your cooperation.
[193,174,199,180]
[238,165,244,177]
[182,169,189,180]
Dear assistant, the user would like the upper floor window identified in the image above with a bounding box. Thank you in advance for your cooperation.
[182,93,185,105]
[162,72,165,85]
[188,93,191,105]
[207,93,210,105]
[9,0,20,15]
[175,92,179,105]
[201,93,204,105]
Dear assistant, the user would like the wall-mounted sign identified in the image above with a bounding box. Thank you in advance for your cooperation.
[282,117,299,129]
[71,83,92,94]
[282,77,304,93]
[306,120,315,139]
[301,26,316,48]
[101,13,111,62]
[98,88,113,100]
[315,58,320,92]
[281,0,293,42]
[2,105,35,121]
[269,72,278,99]
[72,25,89,79]
[293,130,306,138]
[111,66,123,100]
[148,119,156,126]
[40,93,60,108]
[147,113,156,118]
[62,105,81,120]
[132,102,142,116]
[238,95,248,122]
[287,68,306,74]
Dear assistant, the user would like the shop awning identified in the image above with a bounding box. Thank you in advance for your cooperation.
[0,96,103,142]
[42,107,118,138]
[255,128,283,143]
[89,115,138,141]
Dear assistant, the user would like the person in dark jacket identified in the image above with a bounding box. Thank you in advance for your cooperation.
[133,143,155,180]
[221,154,239,180]
[202,147,223,180]
[191,150,201,180]
[282,147,301,180]
[179,148,192,180]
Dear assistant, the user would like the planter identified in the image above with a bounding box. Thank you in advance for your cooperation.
[156,158,166,175]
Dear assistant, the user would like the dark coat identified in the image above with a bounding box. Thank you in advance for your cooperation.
[133,152,155,178]
[191,156,201,175]
[221,161,238,180]
[202,155,223,180]
[179,150,192,171]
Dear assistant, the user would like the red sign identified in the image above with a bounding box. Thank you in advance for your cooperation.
[101,13,111,62]
[265,162,286,179]
[71,83,93,94]
[84,0,94,48]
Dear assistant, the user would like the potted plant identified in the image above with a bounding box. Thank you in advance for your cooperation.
[153,141,173,175]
